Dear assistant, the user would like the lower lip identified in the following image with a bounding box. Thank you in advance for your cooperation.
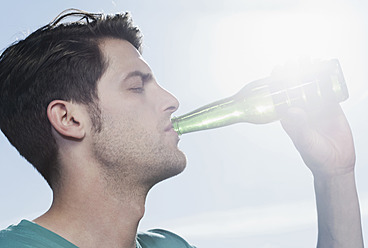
[166,127,180,138]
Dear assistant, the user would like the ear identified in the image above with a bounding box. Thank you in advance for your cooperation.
[47,100,86,140]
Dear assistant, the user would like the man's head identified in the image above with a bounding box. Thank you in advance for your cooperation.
[0,9,185,190]
[89,38,186,192]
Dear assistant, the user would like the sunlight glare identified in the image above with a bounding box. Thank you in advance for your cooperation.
[208,7,364,101]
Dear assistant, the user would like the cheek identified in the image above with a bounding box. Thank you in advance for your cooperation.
[117,109,160,137]
[126,101,159,121]
[101,98,160,132]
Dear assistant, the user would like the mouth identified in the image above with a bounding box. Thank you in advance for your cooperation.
[165,122,180,139]
[164,123,175,132]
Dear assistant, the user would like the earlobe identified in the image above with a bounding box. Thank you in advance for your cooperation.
[47,100,86,140]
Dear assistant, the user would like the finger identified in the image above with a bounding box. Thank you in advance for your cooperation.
[280,107,310,143]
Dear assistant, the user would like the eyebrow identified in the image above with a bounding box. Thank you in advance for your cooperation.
[123,71,153,82]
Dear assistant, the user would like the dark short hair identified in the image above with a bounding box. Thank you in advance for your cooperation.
[0,9,143,188]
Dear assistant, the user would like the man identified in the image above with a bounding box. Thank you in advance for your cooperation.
[0,9,363,248]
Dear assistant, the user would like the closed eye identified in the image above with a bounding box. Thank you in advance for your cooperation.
[129,87,144,93]
[125,71,153,93]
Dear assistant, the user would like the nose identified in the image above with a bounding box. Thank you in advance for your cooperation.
[159,86,179,113]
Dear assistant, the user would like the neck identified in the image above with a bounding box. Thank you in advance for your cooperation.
[34,166,148,248]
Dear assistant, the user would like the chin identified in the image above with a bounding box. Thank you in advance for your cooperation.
[165,151,187,178]
[148,151,187,187]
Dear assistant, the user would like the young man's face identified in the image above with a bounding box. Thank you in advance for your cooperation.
[90,39,186,189]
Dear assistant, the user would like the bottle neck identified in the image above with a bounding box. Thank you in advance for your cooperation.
[172,77,278,135]
[172,96,242,135]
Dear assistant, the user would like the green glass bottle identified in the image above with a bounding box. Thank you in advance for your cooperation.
[171,59,348,135]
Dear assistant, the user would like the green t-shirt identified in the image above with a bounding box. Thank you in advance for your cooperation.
[0,220,196,248]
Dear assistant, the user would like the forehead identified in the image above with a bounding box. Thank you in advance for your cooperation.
[99,38,145,70]
[97,39,151,91]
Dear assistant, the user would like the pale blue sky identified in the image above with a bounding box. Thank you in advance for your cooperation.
[1,1,368,247]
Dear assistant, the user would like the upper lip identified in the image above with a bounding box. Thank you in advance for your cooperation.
[164,122,174,132]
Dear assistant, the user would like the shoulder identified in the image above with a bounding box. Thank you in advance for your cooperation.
[0,220,77,248]
[137,229,196,248]
[0,223,26,247]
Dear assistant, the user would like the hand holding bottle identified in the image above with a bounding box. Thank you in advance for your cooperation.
[280,105,363,248]
[280,104,355,177]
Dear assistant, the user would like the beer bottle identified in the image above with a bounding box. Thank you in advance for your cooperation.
[171,59,348,135]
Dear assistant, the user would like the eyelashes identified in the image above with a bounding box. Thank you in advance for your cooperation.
[129,87,144,93]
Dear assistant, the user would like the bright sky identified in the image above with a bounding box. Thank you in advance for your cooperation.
[1,1,368,247]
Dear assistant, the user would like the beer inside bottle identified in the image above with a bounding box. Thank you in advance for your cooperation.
[171,59,348,135]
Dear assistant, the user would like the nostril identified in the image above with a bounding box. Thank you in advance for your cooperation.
[163,92,179,113]
[165,105,177,112]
